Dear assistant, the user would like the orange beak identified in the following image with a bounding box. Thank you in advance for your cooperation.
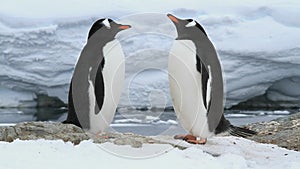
[167,14,179,23]
[118,25,131,30]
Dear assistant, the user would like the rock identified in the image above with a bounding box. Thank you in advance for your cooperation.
[0,122,166,148]
[113,137,143,148]
[0,122,89,145]
[246,112,300,151]
[1,113,299,151]
[1,127,17,142]
[94,132,160,148]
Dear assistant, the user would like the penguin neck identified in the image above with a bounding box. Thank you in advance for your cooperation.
[191,39,213,64]
[84,38,116,67]
[85,29,116,63]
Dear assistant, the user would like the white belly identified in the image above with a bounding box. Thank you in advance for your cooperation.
[168,40,213,138]
[89,40,125,134]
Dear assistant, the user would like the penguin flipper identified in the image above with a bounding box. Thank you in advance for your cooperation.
[196,55,202,73]
[198,57,210,110]
[94,63,105,114]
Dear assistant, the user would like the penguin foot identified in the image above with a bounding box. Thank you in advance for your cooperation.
[174,134,188,139]
[174,134,196,140]
[174,134,207,144]
[186,138,207,144]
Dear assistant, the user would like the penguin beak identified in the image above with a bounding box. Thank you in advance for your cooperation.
[167,14,179,23]
[118,25,131,30]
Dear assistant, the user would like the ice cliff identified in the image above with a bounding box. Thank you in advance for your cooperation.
[0,0,299,108]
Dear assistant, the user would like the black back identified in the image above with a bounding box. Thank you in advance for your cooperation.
[186,19,207,36]
[63,19,109,127]
[63,81,82,127]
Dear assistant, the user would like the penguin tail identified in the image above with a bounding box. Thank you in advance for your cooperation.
[62,119,82,128]
[62,120,70,124]
[227,125,257,138]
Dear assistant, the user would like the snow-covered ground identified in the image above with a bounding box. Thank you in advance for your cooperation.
[0,0,300,108]
[0,136,299,169]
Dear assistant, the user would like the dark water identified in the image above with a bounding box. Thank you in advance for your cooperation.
[0,107,297,135]
[0,107,67,124]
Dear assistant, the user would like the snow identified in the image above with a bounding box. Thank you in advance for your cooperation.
[0,136,299,169]
[0,0,300,108]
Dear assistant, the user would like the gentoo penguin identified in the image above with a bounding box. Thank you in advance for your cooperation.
[167,14,256,144]
[63,18,131,134]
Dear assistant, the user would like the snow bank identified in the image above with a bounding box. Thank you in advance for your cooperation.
[0,0,299,108]
[0,136,299,169]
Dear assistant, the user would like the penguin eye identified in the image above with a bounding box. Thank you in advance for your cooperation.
[185,20,196,27]
[102,18,111,29]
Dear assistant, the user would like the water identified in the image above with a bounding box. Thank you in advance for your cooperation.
[110,109,297,135]
[0,107,67,124]
[0,107,298,136]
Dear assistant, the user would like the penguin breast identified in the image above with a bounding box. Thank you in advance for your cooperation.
[89,40,125,134]
[168,40,213,138]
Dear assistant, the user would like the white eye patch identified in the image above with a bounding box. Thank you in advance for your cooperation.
[102,18,111,29]
[185,20,196,27]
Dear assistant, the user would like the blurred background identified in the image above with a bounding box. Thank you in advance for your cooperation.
[0,0,299,135]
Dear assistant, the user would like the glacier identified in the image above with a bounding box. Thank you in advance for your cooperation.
[0,0,300,109]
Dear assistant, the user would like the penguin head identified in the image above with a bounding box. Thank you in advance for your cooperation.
[167,14,207,40]
[87,18,131,40]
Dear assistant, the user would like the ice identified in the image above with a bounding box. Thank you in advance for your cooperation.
[113,115,178,125]
[114,118,143,124]
[0,0,299,108]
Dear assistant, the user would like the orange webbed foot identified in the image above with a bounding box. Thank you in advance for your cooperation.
[186,138,207,144]
[174,134,207,144]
